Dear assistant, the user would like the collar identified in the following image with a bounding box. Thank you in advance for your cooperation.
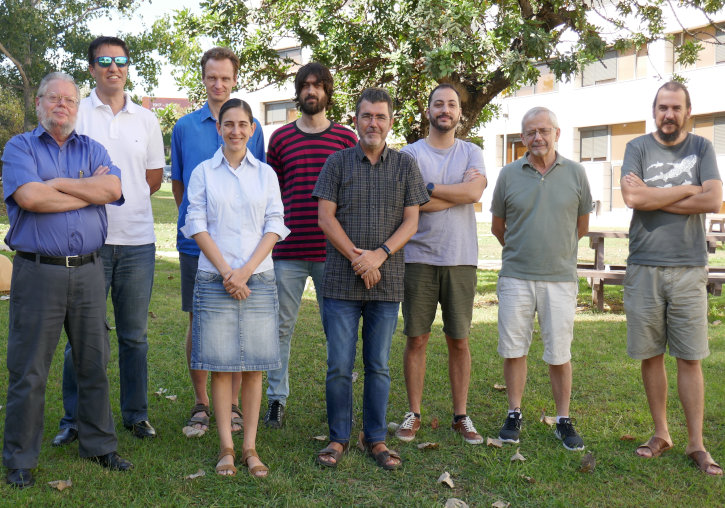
[200,102,215,122]
[32,124,80,143]
[89,88,133,114]
[210,145,259,170]
[353,142,390,163]
[521,151,563,173]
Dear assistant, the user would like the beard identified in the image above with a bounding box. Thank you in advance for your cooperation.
[37,106,74,138]
[656,121,682,143]
[299,94,328,115]
[429,114,459,133]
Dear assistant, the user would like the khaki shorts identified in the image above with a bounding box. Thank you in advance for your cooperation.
[623,264,709,361]
[496,276,577,365]
[402,264,476,339]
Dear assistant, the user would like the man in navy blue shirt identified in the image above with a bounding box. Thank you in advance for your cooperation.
[171,47,265,434]
[2,72,132,488]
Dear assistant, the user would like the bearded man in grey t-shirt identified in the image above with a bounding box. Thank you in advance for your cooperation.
[394,84,487,445]
[621,81,722,476]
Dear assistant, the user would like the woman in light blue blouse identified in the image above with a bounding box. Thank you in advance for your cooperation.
[182,98,289,478]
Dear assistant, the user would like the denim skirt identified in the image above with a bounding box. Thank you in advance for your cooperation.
[191,269,282,372]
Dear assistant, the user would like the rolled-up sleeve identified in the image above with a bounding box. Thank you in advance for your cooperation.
[263,167,290,241]
[180,163,208,238]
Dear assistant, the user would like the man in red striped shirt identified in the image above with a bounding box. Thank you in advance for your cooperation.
[264,63,357,428]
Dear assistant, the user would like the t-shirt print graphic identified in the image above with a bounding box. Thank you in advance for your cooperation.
[644,154,697,187]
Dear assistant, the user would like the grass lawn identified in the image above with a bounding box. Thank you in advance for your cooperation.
[0,183,723,505]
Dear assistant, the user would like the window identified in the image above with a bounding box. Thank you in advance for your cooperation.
[581,50,617,86]
[276,47,302,69]
[264,100,297,125]
[715,115,725,155]
[717,29,725,64]
[513,65,558,96]
[580,127,609,161]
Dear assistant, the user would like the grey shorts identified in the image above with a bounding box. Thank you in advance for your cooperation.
[402,264,476,339]
[623,264,709,361]
[496,276,578,365]
[179,252,199,313]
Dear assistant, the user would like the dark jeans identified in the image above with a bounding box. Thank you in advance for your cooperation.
[60,244,155,429]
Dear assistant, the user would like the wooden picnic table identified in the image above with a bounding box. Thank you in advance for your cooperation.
[577,230,725,310]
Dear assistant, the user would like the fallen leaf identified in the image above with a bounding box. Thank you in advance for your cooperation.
[487,437,503,448]
[351,371,359,383]
[712,320,721,326]
[620,434,635,441]
[493,383,507,391]
[311,435,328,441]
[182,426,205,438]
[510,447,526,462]
[184,469,205,480]
[165,395,177,401]
[521,475,536,484]
[0,295,9,301]
[388,422,400,433]
[579,452,596,473]
[148,311,157,319]
[167,275,174,280]
[431,417,440,429]
[445,498,469,508]
[492,501,510,508]
[154,387,168,397]
[417,442,439,450]
[48,479,72,491]
[539,409,556,426]
[437,471,454,488]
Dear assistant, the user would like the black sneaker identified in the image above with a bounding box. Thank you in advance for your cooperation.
[264,400,285,429]
[499,410,522,443]
[554,417,584,450]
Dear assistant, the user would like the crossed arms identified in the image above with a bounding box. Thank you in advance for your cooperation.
[621,173,722,214]
[420,167,487,213]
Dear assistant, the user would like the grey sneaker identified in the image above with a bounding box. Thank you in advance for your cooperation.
[452,416,483,444]
[395,412,421,442]
[555,417,584,451]
[264,400,285,429]
[499,410,522,443]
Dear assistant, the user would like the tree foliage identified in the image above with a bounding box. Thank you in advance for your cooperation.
[0,0,161,131]
[154,0,725,143]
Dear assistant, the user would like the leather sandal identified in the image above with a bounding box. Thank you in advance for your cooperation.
[231,404,243,434]
[688,450,723,476]
[358,431,402,470]
[315,442,349,468]
[242,448,269,478]
[186,403,211,431]
[216,448,237,476]
[635,436,673,458]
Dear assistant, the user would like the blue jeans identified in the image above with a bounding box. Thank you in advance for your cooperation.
[322,297,400,444]
[60,243,155,429]
[266,259,324,405]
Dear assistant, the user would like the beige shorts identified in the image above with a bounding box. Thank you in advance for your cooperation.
[496,276,578,365]
[623,264,709,361]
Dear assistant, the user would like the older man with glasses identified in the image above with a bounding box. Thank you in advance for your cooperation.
[2,72,132,488]
[490,106,592,451]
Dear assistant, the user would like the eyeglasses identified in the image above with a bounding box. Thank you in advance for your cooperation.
[359,113,390,123]
[523,128,553,139]
[40,92,79,107]
[94,56,129,68]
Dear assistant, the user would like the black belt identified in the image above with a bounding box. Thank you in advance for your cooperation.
[16,250,97,267]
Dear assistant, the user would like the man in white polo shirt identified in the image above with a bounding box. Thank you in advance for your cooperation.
[53,36,165,446]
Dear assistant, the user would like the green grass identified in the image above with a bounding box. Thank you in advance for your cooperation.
[0,184,723,505]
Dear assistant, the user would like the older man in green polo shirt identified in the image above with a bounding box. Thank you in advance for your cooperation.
[490,106,592,451]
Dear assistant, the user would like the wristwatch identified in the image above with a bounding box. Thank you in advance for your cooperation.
[426,182,435,197]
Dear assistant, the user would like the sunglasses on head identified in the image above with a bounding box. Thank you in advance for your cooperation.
[94,56,129,68]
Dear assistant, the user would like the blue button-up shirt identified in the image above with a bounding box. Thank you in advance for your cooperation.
[2,126,123,256]
[171,102,265,256]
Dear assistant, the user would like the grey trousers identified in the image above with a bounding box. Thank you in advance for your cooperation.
[2,254,118,469]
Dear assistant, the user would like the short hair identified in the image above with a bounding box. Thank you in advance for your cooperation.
[218,98,253,125]
[37,72,80,101]
[428,83,460,107]
[521,106,559,132]
[88,36,129,66]
[201,47,239,78]
[355,87,393,117]
[653,81,691,111]
[294,62,334,108]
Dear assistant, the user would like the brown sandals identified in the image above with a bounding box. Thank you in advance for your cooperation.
[243,448,269,478]
[635,436,673,458]
[216,448,237,476]
[357,431,402,470]
[231,404,243,434]
[316,442,349,468]
[688,450,723,476]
